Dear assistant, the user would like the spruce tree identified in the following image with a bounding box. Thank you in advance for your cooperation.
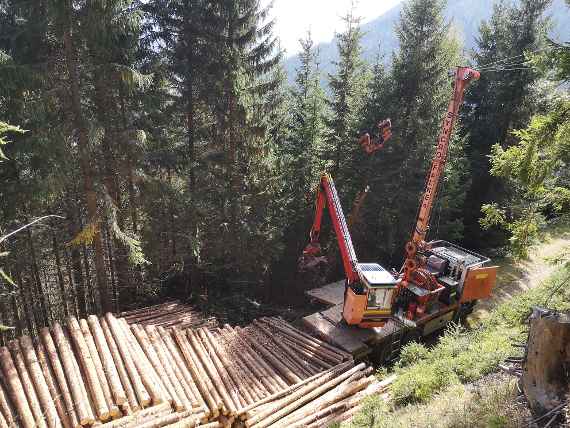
[143,0,211,297]
[461,0,552,247]
[271,32,328,298]
[350,52,397,258]
[145,0,284,283]
[0,0,103,320]
[359,52,391,139]
[287,32,327,207]
[326,6,369,196]
[83,0,148,307]
[358,0,462,265]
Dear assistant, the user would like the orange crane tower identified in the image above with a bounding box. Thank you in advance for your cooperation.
[402,67,480,287]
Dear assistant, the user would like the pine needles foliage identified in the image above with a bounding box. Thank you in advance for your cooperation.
[0,121,24,161]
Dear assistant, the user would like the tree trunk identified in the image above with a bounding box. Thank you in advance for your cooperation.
[52,231,69,317]
[227,93,238,225]
[118,85,139,235]
[62,15,112,312]
[127,168,138,233]
[26,228,50,327]
[10,292,23,337]
[68,207,86,317]
[184,17,199,298]
[63,246,79,317]
[170,207,177,260]
[0,305,6,346]
[16,271,35,335]
[103,224,117,308]
[522,307,570,415]
[92,67,133,310]
[78,216,96,314]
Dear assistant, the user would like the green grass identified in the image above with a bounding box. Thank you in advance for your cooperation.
[389,321,518,405]
[343,251,570,427]
[347,375,528,428]
[391,256,570,406]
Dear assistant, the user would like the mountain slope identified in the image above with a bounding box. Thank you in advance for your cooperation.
[284,0,570,81]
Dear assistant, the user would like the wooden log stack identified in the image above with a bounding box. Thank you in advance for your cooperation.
[119,301,218,330]
[237,365,395,428]
[0,314,390,427]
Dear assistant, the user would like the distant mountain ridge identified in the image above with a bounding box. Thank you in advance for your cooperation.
[283,0,570,82]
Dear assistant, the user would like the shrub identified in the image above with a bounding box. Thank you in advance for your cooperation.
[397,342,429,368]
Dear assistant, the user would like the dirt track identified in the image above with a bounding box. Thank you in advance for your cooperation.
[470,224,570,322]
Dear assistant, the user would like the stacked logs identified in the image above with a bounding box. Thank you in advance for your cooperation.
[119,301,218,330]
[237,364,394,427]
[0,314,389,427]
[0,313,208,428]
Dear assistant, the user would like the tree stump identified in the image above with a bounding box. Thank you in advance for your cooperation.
[522,307,570,414]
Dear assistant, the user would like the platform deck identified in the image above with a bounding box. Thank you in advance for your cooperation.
[306,280,345,306]
[303,281,399,358]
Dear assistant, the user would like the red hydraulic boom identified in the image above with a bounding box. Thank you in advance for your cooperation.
[302,174,360,286]
[301,174,398,328]
[358,119,393,154]
[390,66,498,325]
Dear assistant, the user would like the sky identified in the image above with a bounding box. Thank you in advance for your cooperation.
[267,0,402,57]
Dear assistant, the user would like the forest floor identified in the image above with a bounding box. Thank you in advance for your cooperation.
[191,283,325,327]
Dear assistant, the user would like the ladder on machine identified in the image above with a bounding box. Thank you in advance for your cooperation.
[386,318,411,362]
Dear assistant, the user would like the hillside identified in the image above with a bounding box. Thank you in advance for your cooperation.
[2,0,570,425]
[284,0,570,81]
[344,220,570,428]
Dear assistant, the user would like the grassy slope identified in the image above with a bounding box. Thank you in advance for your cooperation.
[343,221,570,428]
[348,375,528,428]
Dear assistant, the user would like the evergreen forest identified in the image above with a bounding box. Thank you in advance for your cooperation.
[0,0,569,340]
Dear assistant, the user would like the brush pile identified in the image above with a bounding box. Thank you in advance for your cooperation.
[0,314,389,427]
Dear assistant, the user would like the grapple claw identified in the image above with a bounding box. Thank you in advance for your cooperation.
[298,242,328,272]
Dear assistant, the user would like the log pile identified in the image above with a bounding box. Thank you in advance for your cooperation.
[119,301,218,330]
[0,313,205,428]
[236,363,394,427]
[0,314,388,427]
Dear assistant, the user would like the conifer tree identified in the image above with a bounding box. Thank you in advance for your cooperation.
[139,0,209,297]
[0,0,102,320]
[480,5,570,258]
[61,0,118,312]
[357,0,462,265]
[461,0,552,247]
[326,5,369,195]
[196,0,283,278]
[287,32,327,206]
[143,0,285,285]
[83,0,149,306]
[271,33,328,298]
[480,104,570,258]
[359,52,391,138]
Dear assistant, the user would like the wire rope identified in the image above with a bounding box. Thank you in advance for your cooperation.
[478,60,533,71]
[476,45,561,69]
